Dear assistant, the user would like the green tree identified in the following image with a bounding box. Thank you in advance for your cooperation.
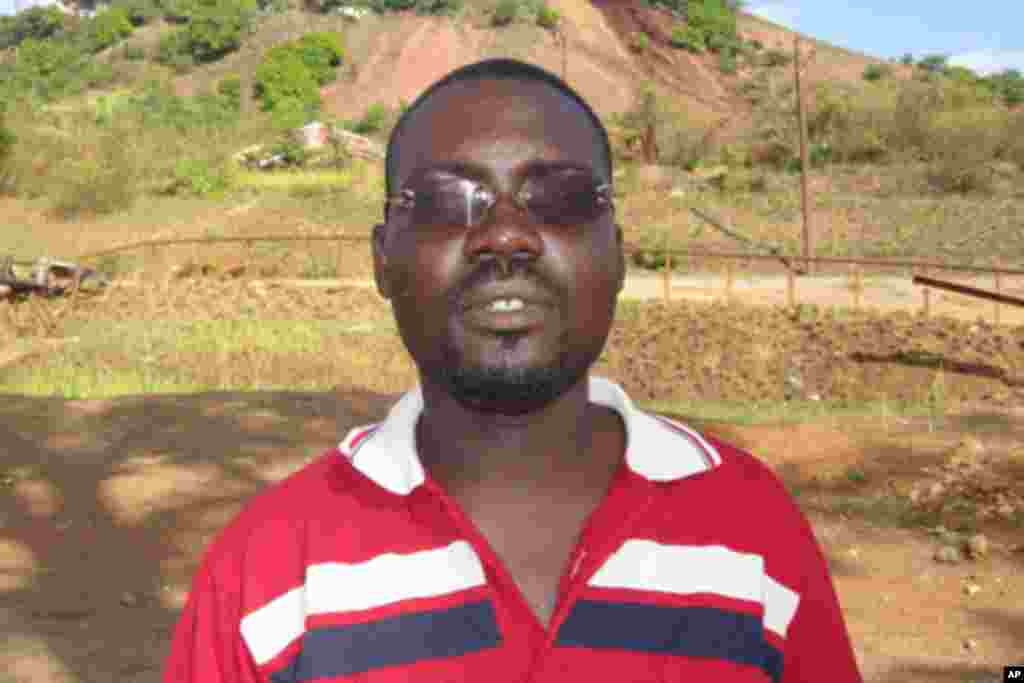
[491,0,519,26]
[687,0,737,50]
[990,68,1024,106]
[293,32,345,85]
[862,63,891,82]
[917,53,949,75]
[82,6,135,53]
[114,0,163,26]
[185,0,257,63]
[670,24,706,53]
[0,7,65,50]
[255,47,321,114]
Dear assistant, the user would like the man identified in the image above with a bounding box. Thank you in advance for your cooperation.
[164,59,862,683]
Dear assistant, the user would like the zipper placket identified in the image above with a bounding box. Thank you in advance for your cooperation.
[420,477,548,635]
[524,484,660,683]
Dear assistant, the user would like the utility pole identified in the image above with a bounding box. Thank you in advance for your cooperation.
[793,35,813,275]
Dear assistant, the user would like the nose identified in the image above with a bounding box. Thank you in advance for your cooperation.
[462,195,543,274]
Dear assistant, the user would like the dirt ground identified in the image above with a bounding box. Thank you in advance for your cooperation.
[1,387,1022,682]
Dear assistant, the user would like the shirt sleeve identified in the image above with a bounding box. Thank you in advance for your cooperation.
[163,559,266,683]
[780,522,863,683]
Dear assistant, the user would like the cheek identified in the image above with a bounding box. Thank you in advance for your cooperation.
[390,237,462,318]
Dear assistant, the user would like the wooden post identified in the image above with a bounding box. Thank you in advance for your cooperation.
[994,259,1002,326]
[921,269,931,318]
[662,234,671,303]
[852,265,862,310]
[786,267,795,308]
[794,36,814,275]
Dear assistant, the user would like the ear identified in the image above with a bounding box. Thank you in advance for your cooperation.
[614,223,626,295]
[372,223,394,301]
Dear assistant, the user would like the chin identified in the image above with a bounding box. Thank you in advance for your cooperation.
[428,351,594,416]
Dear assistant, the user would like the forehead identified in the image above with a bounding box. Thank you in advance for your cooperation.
[394,78,603,186]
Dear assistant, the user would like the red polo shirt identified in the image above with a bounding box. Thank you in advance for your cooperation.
[164,376,862,683]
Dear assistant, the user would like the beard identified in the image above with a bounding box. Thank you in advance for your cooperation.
[424,334,598,416]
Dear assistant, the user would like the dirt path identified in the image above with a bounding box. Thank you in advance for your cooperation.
[238,270,1024,325]
[0,390,1021,682]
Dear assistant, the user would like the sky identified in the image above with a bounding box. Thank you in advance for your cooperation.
[0,0,1021,76]
[746,0,1024,75]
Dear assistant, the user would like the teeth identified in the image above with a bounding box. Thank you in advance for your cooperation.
[488,298,525,312]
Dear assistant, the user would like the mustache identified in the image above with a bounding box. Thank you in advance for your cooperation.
[450,256,558,308]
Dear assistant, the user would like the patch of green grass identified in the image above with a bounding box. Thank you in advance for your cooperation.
[233,169,358,192]
[0,318,396,398]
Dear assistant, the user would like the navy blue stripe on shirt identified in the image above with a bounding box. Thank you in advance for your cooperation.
[555,600,784,683]
[269,600,502,683]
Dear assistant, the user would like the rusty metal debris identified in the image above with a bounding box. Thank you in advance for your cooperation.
[0,255,109,300]
[912,274,1024,309]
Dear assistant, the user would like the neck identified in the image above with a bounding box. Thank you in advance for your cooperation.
[416,375,604,487]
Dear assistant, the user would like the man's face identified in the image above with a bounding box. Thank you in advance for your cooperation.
[374,78,624,415]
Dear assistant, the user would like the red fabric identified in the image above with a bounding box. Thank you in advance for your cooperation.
[164,437,862,683]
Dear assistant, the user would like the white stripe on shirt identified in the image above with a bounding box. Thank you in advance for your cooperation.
[588,540,801,639]
[239,540,487,666]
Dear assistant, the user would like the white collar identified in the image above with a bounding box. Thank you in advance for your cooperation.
[338,376,721,496]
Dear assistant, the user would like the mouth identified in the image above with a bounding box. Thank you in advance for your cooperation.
[460,297,551,333]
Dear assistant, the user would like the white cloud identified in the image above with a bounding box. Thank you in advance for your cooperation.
[746,2,802,30]
[949,50,1024,76]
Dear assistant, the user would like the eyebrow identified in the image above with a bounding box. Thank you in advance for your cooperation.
[405,159,600,186]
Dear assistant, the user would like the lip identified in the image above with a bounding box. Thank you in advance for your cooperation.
[458,280,557,313]
[461,301,550,332]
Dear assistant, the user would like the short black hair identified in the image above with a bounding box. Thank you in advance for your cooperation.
[384,58,613,217]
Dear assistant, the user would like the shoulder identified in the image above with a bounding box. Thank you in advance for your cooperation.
[197,447,350,571]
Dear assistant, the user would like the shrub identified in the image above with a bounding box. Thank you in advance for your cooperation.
[670,25,705,53]
[159,0,202,23]
[47,130,140,217]
[367,0,416,10]
[718,50,737,74]
[415,0,463,15]
[862,63,890,82]
[687,0,737,48]
[900,53,914,66]
[642,0,685,14]
[171,157,233,196]
[116,0,162,26]
[185,0,257,63]
[83,7,134,53]
[917,53,949,75]
[990,68,1024,107]
[749,38,763,51]
[10,38,90,100]
[349,102,388,134]
[491,0,519,26]
[629,32,649,53]
[0,114,15,178]
[123,44,146,60]
[0,7,65,50]
[217,74,242,108]
[156,29,189,64]
[255,47,321,114]
[926,107,1005,194]
[762,48,790,67]
[536,3,560,28]
[1005,112,1024,171]
[293,32,345,85]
